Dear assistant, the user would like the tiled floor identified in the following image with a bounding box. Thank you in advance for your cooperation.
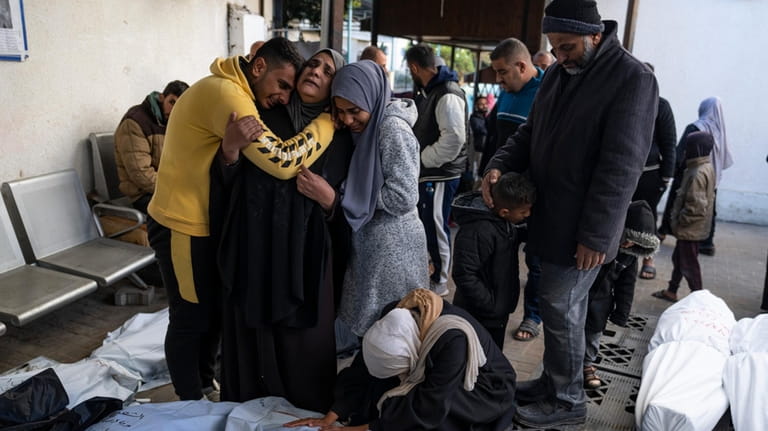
[501,220,767,382]
[1,220,765,426]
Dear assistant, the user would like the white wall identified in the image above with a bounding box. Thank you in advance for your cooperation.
[1,1,765,226]
[0,0,261,190]
[596,0,768,225]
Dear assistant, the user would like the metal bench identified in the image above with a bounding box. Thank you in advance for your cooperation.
[89,132,132,207]
[0,196,97,327]
[1,169,155,289]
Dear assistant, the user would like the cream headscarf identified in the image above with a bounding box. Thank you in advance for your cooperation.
[397,288,443,340]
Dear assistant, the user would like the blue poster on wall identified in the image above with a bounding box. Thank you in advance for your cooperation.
[0,0,28,61]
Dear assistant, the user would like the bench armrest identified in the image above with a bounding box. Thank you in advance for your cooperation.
[92,203,146,239]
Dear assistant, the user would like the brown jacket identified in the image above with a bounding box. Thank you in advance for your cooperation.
[670,156,715,240]
[114,94,165,201]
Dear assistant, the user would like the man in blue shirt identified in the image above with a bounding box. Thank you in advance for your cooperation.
[480,38,544,175]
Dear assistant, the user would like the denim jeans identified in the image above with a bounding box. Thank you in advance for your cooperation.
[523,253,542,324]
[583,329,602,366]
[538,261,600,408]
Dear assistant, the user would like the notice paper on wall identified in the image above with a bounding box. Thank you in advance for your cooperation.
[0,0,28,61]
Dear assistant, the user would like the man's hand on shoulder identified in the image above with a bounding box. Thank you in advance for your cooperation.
[481,169,501,208]
[221,112,263,164]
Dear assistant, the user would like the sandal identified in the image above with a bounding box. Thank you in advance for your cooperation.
[639,262,656,280]
[513,318,541,342]
[652,290,678,303]
[583,365,602,389]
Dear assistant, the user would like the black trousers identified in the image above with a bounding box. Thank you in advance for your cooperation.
[632,169,667,224]
[484,321,509,351]
[668,240,702,293]
[701,191,717,248]
[147,218,221,400]
[132,194,152,214]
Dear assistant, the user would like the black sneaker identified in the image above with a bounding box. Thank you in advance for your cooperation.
[515,378,548,403]
[514,400,586,428]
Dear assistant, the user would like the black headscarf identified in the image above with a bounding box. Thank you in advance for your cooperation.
[286,48,346,132]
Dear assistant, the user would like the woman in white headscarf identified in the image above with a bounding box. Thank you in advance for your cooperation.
[285,288,518,431]
[659,97,732,255]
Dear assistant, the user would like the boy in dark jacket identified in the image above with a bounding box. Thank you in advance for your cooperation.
[583,200,660,388]
[451,172,536,348]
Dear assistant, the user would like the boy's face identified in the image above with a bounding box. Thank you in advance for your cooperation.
[620,240,635,249]
[497,203,532,224]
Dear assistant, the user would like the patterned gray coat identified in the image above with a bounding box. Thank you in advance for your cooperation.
[339,99,430,336]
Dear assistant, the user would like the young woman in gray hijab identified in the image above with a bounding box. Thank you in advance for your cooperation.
[297,60,429,338]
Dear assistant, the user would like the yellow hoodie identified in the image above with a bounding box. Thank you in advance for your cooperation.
[148,56,335,237]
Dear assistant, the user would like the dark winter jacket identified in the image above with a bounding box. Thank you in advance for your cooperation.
[587,200,660,330]
[487,21,659,266]
[412,66,468,181]
[450,192,521,328]
[469,111,488,152]
[645,97,677,179]
[659,123,700,235]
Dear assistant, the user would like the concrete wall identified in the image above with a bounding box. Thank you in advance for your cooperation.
[0,0,261,190]
[594,0,767,225]
[0,1,765,225]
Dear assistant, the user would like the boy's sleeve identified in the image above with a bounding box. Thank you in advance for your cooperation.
[452,225,496,315]
[515,223,528,244]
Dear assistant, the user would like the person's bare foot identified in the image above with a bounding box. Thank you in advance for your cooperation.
[639,257,656,279]
[513,319,540,341]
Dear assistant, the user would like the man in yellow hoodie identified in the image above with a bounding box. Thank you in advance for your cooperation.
[147,37,335,401]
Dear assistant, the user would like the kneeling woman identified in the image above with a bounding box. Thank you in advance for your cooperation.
[286,289,518,430]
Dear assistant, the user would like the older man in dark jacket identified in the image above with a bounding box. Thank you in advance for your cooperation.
[481,0,658,427]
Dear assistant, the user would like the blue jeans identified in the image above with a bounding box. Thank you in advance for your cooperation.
[523,253,542,324]
[583,328,602,366]
[538,261,600,408]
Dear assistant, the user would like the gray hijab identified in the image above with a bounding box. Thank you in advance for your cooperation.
[332,60,390,231]
[287,48,346,132]
[692,97,733,186]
